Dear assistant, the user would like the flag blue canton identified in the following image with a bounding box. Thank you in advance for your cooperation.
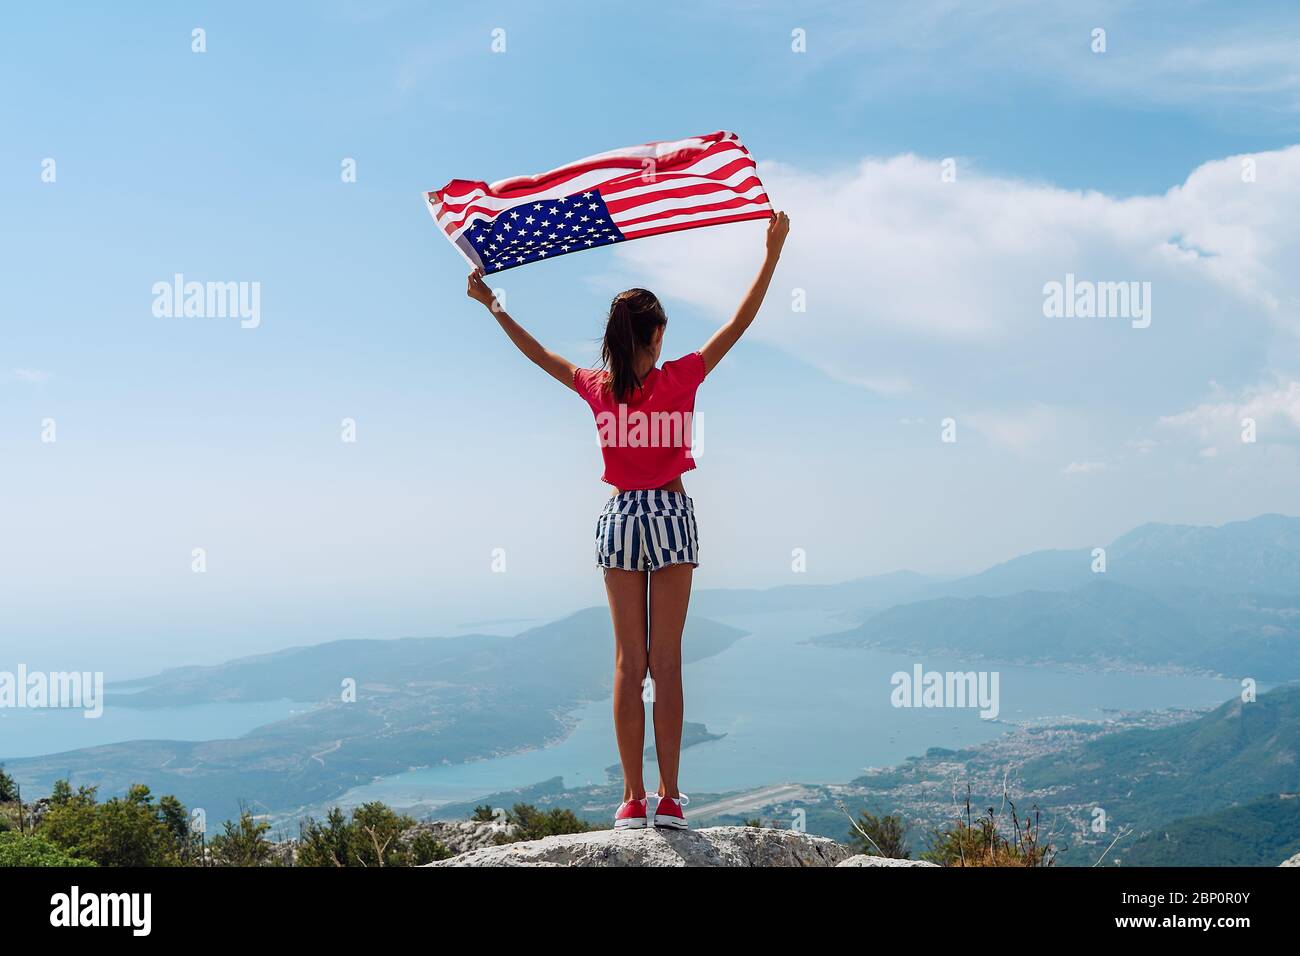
[465,189,626,274]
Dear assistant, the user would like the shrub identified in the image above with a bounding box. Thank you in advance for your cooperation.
[498,803,597,843]
[297,803,449,866]
[848,811,911,859]
[404,829,454,864]
[0,766,17,803]
[38,781,198,867]
[208,809,274,867]
[0,831,96,867]
[923,791,1055,867]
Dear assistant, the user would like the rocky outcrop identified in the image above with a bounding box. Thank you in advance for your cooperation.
[400,819,518,856]
[1281,852,1300,867]
[429,825,867,867]
[837,854,938,867]
[265,817,516,866]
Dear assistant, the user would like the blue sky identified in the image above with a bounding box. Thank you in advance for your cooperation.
[3,1,1300,676]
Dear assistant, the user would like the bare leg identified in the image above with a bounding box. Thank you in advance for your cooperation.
[648,562,693,799]
[603,567,649,803]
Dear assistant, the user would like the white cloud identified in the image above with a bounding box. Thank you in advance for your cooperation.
[13,368,50,383]
[610,146,1300,418]
[1063,461,1111,474]
[1159,379,1300,448]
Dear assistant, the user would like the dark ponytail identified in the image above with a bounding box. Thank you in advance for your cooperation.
[601,288,667,402]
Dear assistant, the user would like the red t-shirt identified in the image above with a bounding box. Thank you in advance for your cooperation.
[573,352,707,489]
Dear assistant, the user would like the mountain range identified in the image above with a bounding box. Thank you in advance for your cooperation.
[811,514,1300,679]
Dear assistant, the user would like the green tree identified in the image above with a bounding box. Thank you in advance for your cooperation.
[405,830,453,865]
[0,766,17,803]
[39,781,191,866]
[470,804,497,823]
[298,803,449,866]
[157,795,189,844]
[208,809,274,867]
[0,831,96,867]
[347,802,409,867]
[501,803,596,842]
[48,779,74,806]
[848,811,911,859]
[38,783,100,862]
[298,807,351,867]
[88,785,183,866]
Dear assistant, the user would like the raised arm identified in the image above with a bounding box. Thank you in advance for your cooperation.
[699,211,790,375]
[467,269,577,390]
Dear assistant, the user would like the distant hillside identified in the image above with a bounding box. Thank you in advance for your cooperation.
[1020,684,1300,864]
[1119,793,1300,867]
[925,514,1300,601]
[925,548,1092,599]
[115,608,740,707]
[815,579,1300,679]
[691,570,938,619]
[817,579,1188,665]
[5,609,747,822]
[708,516,1300,679]
[1107,514,1300,595]
[699,515,1300,617]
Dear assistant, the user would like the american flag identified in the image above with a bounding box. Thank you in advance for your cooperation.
[425,130,772,274]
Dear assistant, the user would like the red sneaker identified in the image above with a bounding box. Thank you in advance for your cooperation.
[614,798,648,829]
[653,793,690,830]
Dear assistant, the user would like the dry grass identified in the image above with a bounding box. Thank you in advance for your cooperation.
[925,786,1057,867]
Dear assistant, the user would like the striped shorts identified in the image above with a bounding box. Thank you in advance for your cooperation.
[596,490,700,572]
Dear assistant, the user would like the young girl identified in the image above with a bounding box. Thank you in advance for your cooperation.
[466,211,790,831]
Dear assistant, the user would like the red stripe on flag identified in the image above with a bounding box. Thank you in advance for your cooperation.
[613,192,772,229]
[440,134,743,206]
[604,175,766,216]
[599,155,759,197]
[619,208,773,241]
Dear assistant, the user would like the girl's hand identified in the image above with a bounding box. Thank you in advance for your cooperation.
[466,269,497,309]
[766,211,790,258]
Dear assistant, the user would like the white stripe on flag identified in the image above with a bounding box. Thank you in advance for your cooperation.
[606,164,764,204]
[616,201,774,237]
[611,183,769,222]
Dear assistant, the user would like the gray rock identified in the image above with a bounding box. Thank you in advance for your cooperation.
[836,854,939,867]
[401,819,519,856]
[1281,852,1300,867]
[266,840,299,867]
[427,825,851,867]
[265,818,516,866]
